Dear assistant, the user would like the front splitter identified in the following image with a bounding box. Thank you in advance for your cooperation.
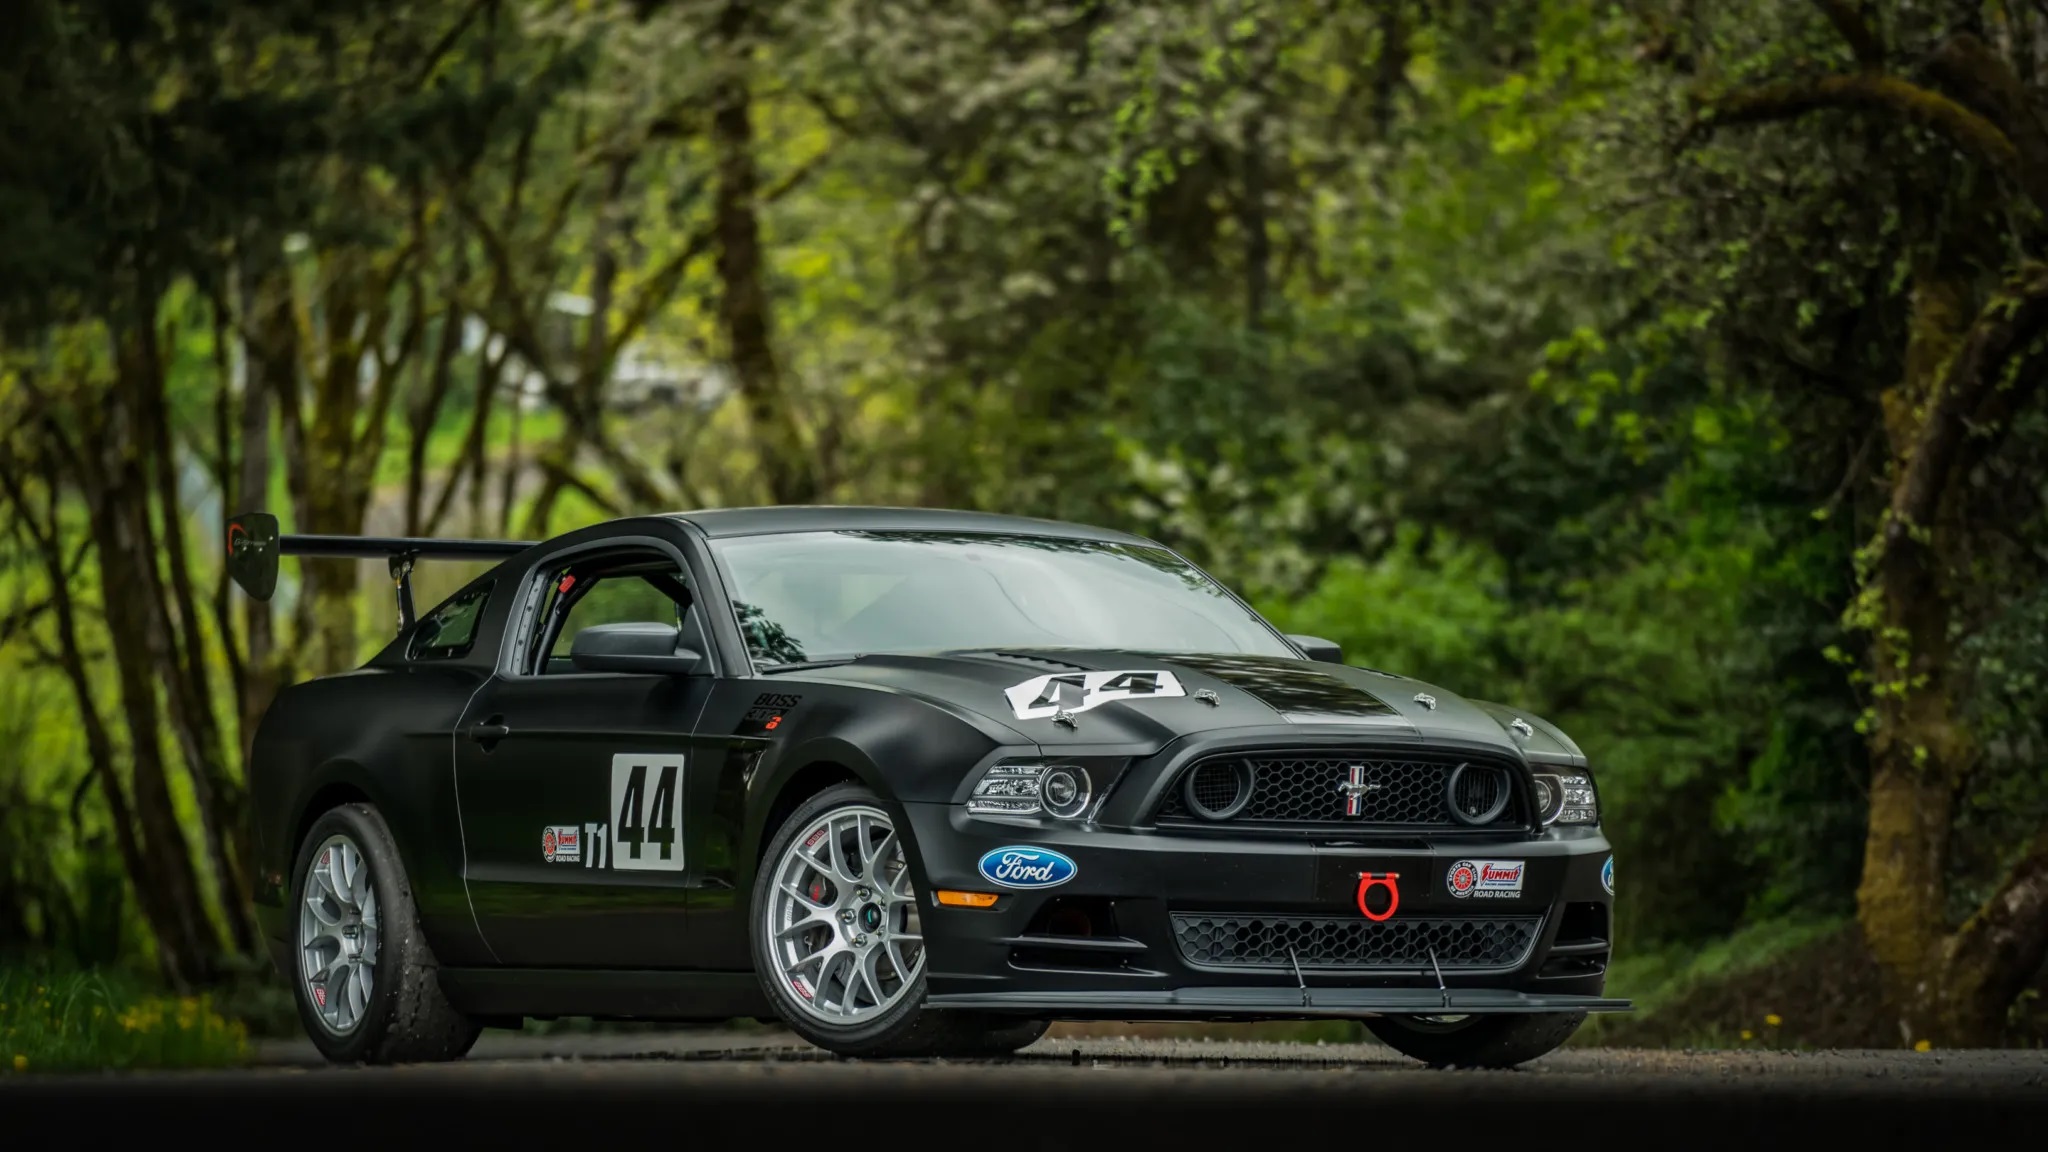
[927,987,1632,1019]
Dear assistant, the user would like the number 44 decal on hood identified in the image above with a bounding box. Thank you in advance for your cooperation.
[566,754,686,871]
[1003,670,1188,720]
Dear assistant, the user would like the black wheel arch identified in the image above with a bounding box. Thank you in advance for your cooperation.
[283,759,421,903]
[741,738,896,895]
[735,682,1016,898]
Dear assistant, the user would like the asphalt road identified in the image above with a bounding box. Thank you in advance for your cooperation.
[15,1029,2046,1141]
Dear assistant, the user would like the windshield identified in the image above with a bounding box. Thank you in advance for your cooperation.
[711,530,1295,667]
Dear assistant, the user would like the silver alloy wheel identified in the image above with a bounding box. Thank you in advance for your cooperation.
[298,834,380,1035]
[764,804,925,1025]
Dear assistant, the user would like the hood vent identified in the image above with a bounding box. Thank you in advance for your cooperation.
[981,650,1096,671]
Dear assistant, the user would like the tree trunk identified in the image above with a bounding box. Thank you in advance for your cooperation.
[123,321,256,955]
[711,1,816,505]
[1853,265,2048,1045]
[0,452,195,987]
[77,377,223,987]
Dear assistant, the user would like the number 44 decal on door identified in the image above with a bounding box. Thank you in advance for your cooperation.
[589,754,686,872]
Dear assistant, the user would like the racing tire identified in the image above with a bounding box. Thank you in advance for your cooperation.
[1364,1011,1586,1069]
[752,783,1031,1059]
[288,802,480,1065]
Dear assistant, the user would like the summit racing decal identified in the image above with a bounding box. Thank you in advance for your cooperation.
[976,846,1077,889]
[542,825,582,864]
[1002,670,1186,721]
[1446,858,1525,899]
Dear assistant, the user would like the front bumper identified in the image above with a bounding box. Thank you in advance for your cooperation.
[901,802,1628,1019]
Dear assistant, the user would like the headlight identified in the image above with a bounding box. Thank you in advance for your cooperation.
[1531,771,1598,826]
[1040,765,1092,818]
[966,761,1094,819]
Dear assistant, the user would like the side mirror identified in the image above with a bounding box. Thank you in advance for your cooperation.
[1286,634,1344,664]
[570,622,703,675]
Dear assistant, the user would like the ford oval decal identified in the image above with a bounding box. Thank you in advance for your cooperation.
[976,846,1077,889]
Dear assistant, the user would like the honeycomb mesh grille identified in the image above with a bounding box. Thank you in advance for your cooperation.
[1171,914,1542,970]
[1156,753,1522,828]
[1188,761,1244,813]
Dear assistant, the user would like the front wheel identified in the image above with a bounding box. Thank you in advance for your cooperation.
[751,783,1035,1058]
[1364,1011,1586,1068]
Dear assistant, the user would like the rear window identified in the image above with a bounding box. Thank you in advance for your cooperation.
[410,583,492,660]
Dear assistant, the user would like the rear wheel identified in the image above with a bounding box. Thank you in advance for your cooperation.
[1364,1011,1585,1068]
[752,783,1041,1058]
[290,803,480,1064]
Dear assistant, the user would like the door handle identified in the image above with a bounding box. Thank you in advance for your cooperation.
[467,722,511,743]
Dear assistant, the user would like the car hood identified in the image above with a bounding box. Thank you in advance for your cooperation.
[781,648,1583,764]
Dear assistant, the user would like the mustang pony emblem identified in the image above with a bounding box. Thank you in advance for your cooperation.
[1336,764,1383,816]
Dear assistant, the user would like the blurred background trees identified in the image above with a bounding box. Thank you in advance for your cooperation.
[0,0,2044,1047]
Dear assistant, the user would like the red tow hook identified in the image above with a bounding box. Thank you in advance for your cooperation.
[1355,872,1400,921]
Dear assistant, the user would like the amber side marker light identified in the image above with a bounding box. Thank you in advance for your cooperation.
[936,890,1000,908]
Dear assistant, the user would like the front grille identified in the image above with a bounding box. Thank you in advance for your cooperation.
[1155,752,1523,828]
[1172,914,1542,971]
[1189,761,1243,812]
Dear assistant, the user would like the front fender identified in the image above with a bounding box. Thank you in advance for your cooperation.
[735,686,1024,895]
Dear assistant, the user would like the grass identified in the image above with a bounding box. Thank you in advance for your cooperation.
[0,965,251,1073]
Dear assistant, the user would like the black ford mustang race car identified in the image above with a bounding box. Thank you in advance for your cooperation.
[227,505,1625,1067]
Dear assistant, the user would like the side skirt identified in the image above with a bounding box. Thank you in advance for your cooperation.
[927,987,1633,1019]
[438,968,771,1022]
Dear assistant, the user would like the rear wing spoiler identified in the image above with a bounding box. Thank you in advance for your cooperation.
[225,512,533,633]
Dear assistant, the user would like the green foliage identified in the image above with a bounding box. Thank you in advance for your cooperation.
[1575,914,1853,1046]
[1261,526,1509,690]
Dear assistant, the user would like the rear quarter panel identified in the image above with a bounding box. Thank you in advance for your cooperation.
[249,663,493,968]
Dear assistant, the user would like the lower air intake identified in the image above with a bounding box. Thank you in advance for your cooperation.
[1171,914,1542,971]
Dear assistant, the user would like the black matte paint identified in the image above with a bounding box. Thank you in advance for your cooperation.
[244,506,1624,1024]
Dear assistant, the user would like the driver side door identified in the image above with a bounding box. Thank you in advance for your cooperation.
[455,544,717,968]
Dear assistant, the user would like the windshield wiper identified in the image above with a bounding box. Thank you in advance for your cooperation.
[759,657,864,674]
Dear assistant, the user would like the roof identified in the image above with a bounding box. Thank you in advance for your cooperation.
[662,505,1157,546]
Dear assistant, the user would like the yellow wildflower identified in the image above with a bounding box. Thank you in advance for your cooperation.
[11,1055,24,1072]
[1914,1039,1932,1052]
[1764,1014,1782,1027]
[1740,1029,1754,1040]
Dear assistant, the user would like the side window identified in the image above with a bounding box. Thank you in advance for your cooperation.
[526,548,697,675]
[410,583,491,660]
[551,576,681,662]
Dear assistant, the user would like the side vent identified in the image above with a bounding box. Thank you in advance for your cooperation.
[1537,901,1610,979]
[1004,897,1153,974]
